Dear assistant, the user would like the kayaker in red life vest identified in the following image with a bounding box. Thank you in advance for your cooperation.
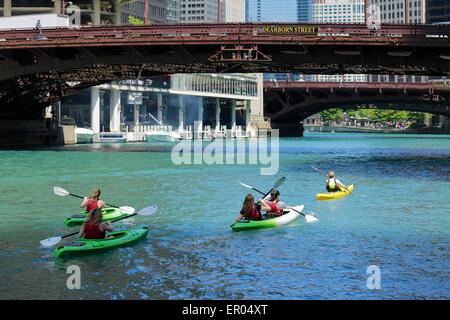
[259,191,282,218]
[80,188,106,212]
[235,194,262,221]
[78,208,113,239]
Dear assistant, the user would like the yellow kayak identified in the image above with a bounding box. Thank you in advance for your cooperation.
[316,184,354,201]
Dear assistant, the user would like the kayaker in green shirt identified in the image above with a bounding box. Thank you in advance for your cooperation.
[326,171,348,192]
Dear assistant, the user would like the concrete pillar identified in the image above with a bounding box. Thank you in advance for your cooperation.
[245,100,251,128]
[178,96,184,131]
[109,88,121,132]
[90,87,100,133]
[114,0,122,25]
[424,113,432,127]
[93,0,101,25]
[134,105,140,126]
[250,73,264,117]
[4,0,12,17]
[197,97,204,132]
[55,0,62,14]
[157,93,163,124]
[215,98,221,131]
[439,115,446,128]
[231,99,236,129]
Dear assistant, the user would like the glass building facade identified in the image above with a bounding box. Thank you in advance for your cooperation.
[245,0,312,23]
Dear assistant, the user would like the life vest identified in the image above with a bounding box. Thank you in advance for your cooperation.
[326,178,340,192]
[242,204,261,220]
[84,221,105,239]
[86,198,99,212]
[267,201,281,216]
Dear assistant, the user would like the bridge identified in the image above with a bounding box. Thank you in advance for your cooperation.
[0,23,449,114]
[263,80,450,134]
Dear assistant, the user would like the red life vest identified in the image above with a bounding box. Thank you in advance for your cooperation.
[83,221,105,239]
[267,201,281,216]
[248,204,261,220]
[86,198,99,212]
[241,204,261,220]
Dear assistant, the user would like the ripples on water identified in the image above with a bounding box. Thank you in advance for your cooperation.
[0,133,449,299]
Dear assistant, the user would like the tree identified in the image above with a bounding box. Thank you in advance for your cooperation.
[128,15,144,26]
[319,109,344,122]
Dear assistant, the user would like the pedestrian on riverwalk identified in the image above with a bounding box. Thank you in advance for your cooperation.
[36,20,43,39]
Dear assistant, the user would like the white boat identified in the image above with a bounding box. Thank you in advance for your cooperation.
[145,131,181,142]
[75,127,94,144]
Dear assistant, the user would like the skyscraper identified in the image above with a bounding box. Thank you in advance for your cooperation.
[368,0,426,24]
[225,0,246,22]
[426,0,450,24]
[313,0,365,82]
[179,0,225,23]
[246,0,312,23]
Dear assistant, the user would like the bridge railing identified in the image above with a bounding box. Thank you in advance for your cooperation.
[0,23,448,44]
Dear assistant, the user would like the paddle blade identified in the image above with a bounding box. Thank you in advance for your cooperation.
[238,181,253,189]
[137,205,158,216]
[305,214,319,223]
[272,176,286,189]
[119,206,135,215]
[53,186,70,197]
[40,236,62,247]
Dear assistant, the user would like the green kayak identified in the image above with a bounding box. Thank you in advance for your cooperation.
[231,205,304,232]
[64,207,129,227]
[54,227,149,258]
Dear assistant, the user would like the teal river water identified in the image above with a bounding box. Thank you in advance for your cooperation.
[0,133,449,299]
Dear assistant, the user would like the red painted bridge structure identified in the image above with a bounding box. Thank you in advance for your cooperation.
[264,80,450,132]
[0,23,449,116]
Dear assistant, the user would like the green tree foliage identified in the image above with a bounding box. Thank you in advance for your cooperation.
[320,108,429,123]
[128,15,144,26]
[319,109,344,122]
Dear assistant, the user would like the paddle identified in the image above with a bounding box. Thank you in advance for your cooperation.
[238,180,319,223]
[53,186,134,214]
[239,176,286,202]
[40,204,158,247]
[310,165,350,193]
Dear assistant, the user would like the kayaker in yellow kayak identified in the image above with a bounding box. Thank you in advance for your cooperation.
[235,194,262,221]
[80,188,106,212]
[78,208,113,239]
[326,171,348,192]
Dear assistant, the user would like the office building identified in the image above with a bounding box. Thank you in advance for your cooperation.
[246,0,312,22]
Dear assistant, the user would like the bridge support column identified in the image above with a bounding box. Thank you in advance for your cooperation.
[134,105,140,126]
[90,87,100,133]
[245,100,251,128]
[4,0,11,16]
[157,93,163,124]
[196,97,204,136]
[215,98,221,132]
[424,113,432,127]
[178,96,184,131]
[93,0,101,25]
[109,88,121,132]
[231,100,236,129]
[114,0,122,25]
